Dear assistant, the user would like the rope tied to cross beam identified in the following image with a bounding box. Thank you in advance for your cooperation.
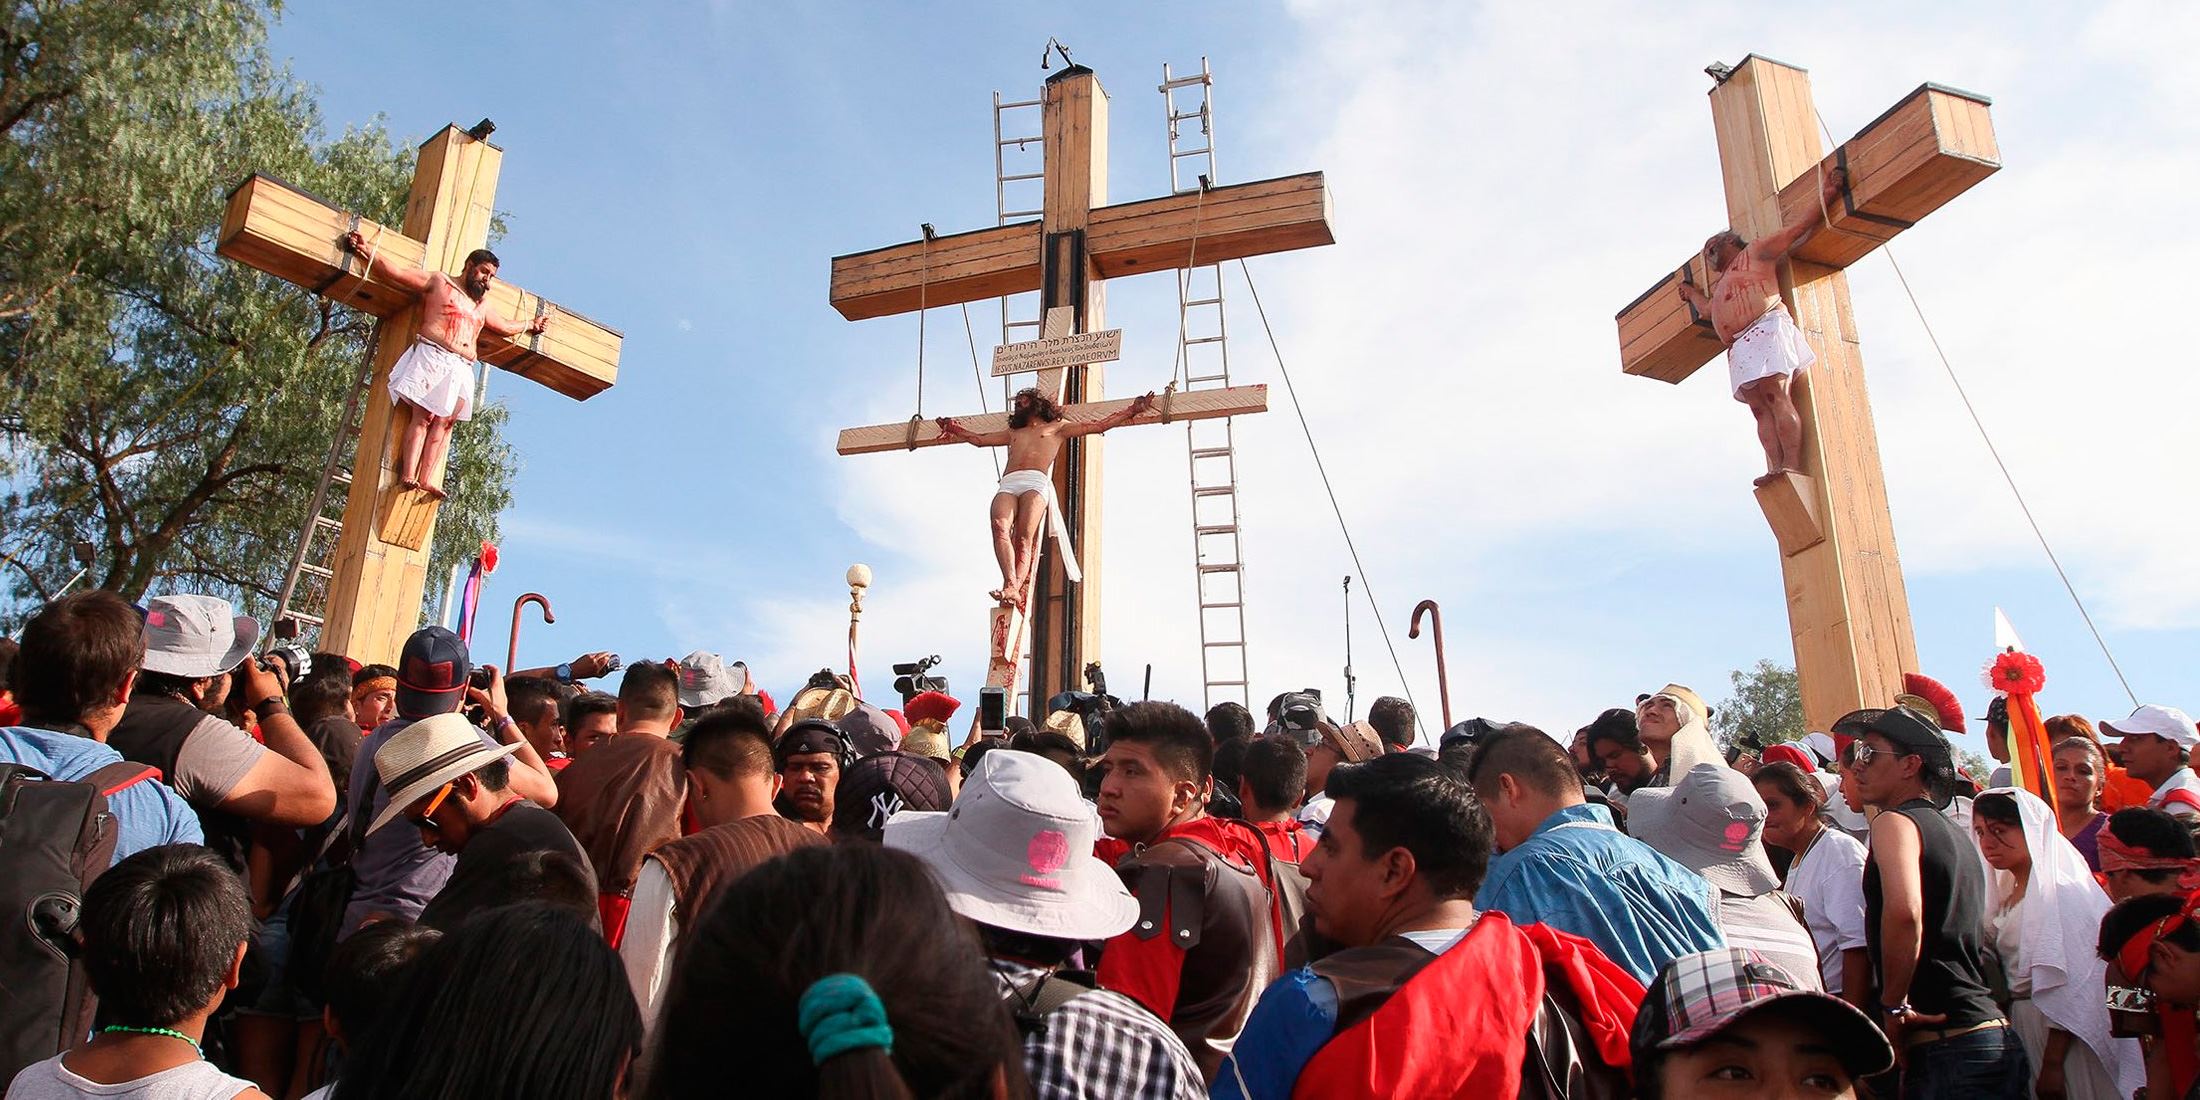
[1169,176,1211,393]
[1798,108,2139,705]
[1237,257,1428,742]
[906,224,936,450]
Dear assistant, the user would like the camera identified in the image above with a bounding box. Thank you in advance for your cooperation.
[470,666,496,690]
[891,655,948,705]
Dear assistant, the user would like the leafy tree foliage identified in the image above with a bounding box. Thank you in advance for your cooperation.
[0,0,512,645]
[1714,659,1804,751]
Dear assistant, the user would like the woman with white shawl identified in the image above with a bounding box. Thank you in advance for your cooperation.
[1972,787,2142,1099]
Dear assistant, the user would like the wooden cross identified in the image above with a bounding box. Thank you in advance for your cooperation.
[1613,56,1999,732]
[828,64,1333,709]
[216,124,623,662]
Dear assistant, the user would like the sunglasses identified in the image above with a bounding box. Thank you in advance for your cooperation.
[406,781,456,833]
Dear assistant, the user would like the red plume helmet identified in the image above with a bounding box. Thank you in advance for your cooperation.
[1900,672,1966,733]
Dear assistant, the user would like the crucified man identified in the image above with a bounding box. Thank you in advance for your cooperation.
[342,231,549,499]
[1677,166,1845,486]
[936,387,1155,608]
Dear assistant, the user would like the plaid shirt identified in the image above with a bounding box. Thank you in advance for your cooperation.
[993,960,1206,1100]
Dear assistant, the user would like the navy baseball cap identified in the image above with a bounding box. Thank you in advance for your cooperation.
[396,626,471,719]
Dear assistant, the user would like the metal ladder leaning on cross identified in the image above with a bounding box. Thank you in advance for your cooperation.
[1161,57,1252,713]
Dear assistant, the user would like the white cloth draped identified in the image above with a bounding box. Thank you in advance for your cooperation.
[1982,787,2142,1098]
[996,469,1080,583]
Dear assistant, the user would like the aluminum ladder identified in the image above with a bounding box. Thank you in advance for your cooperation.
[1161,58,1250,711]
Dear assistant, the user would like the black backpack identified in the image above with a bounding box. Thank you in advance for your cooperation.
[0,760,160,1084]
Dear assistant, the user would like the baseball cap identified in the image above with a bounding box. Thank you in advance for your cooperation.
[675,651,746,709]
[1759,743,1814,772]
[885,748,1139,941]
[1623,762,1781,896]
[395,626,471,719]
[1832,704,1949,760]
[831,751,951,843]
[2104,704,2199,750]
[776,718,849,767]
[140,594,260,679]
[1634,949,1893,1079]
[836,701,903,758]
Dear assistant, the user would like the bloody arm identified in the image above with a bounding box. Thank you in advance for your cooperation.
[482,306,550,340]
[1063,393,1156,438]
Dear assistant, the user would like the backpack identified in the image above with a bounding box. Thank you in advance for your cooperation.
[285,806,367,1005]
[1001,968,1102,1037]
[0,760,160,1084]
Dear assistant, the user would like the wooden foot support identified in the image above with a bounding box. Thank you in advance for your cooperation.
[1754,470,1825,557]
[379,486,440,550]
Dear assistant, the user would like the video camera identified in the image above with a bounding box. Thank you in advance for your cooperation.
[891,655,947,705]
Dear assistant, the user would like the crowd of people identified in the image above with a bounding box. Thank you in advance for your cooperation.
[2,586,2197,1099]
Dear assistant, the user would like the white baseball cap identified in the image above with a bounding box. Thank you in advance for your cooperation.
[2104,704,2199,750]
[884,749,1136,941]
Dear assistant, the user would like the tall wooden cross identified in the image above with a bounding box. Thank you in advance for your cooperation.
[829,64,1333,711]
[216,124,623,662]
[1613,56,1999,732]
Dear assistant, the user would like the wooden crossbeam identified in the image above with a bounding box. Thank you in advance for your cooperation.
[217,173,623,400]
[828,173,1333,321]
[1614,84,1998,384]
[834,384,1268,456]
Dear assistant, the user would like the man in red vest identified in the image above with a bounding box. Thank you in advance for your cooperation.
[1214,753,1643,1099]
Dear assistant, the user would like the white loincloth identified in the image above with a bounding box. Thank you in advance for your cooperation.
[1726,305,1815,399]
[995,469,1080,583]
[387,339,476,421]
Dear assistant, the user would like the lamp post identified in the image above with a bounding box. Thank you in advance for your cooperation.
[846,564,872,697]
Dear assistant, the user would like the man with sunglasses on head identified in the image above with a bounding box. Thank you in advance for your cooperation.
[366,711,591,934]
[1835,704,2024,1096]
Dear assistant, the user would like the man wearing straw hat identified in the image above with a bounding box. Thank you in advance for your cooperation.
[367,711,591,932]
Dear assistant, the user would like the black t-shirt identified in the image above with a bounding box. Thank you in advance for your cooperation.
[418,800,596,931]
[1863,798,2000,1027]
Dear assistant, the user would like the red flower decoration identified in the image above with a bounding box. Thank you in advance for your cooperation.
[1983,650,2045,696]
[478,541,500,574]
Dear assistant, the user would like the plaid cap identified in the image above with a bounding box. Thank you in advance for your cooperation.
[1633,949,1892,1078]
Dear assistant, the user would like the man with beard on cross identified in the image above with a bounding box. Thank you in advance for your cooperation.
[343,230,549,498]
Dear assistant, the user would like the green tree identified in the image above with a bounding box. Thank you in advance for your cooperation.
[1714,659,1805,750]
[0,0,512,643]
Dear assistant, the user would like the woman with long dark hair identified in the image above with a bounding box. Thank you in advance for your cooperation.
[646,844,1030,1099]
[331,902,640,1100]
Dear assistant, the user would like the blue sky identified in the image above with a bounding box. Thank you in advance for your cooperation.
[265,2,2198,750]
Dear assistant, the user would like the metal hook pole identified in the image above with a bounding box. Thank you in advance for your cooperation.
[1408,600,1452,731]
[509,593,554,674]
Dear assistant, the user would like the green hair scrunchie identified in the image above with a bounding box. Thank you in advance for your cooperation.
[798,972,894,1066]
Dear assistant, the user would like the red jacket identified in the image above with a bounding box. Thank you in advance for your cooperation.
[1292,916,1641,1099]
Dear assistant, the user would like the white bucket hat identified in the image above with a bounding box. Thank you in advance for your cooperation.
[140,594,259,679]
[884,748,1137,941]
[367,712,520,835]
[1624,761,1782,896]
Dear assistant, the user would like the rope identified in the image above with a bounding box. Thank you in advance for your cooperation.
[1170,180,1210,390]
[1236,258,1426,741]
[1800,109,2137,706]
[913,227,932,421]
[958,302,1001,478]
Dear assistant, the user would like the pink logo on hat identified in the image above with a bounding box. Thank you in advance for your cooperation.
[1722,821,1750,852]
[1021,829,1069,889]
[145,611,166,627]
